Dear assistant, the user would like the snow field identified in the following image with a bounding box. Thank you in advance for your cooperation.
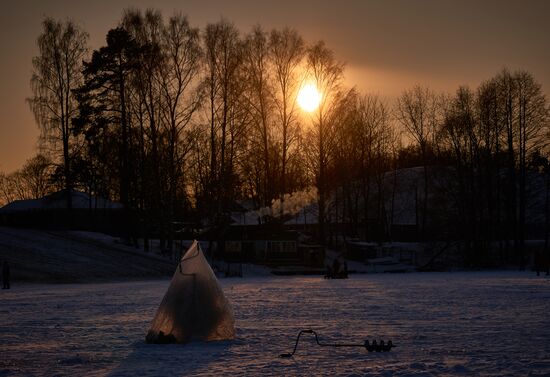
[1,271,549,376]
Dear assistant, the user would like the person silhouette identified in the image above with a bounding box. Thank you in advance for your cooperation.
[325,264,332,279]
[2,260,10,289]
[343,261,348,278]
[535,250,549,276]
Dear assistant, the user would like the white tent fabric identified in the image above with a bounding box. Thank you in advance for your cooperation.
[146,240,235,343]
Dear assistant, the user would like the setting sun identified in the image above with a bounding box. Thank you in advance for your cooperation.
[297,83,321,112]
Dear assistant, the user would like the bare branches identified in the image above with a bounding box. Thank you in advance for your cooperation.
[27,18,88,208]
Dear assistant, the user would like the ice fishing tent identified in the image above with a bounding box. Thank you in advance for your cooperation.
[146,241,235,343]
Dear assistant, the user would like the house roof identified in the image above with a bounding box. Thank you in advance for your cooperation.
[0,189,123,212]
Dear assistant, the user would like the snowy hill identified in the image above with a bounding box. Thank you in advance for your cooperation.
[0,227,175,282]
[283,166,548,233]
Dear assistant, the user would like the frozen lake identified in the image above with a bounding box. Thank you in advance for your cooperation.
[1,271,550,376]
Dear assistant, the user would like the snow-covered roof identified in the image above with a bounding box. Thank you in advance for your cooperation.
[230,211,262,225]
[0,189,123,212]
[284,203,319,225]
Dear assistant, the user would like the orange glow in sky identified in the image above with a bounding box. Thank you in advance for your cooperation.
[0,0,549,173]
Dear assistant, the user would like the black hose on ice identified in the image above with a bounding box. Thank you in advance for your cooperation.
[279,329,395,358]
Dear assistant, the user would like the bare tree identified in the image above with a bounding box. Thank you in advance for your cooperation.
[333,92,392,240]
[477,79,504,257]
[28,18,88,208]
[0,172,16,206]
[159,13,203,250]
[242,26,274,206]
[515,70,549,264]
[269,28,305,210]
[20,154,55,199]
[492,69,549,264]
[441,87,482,261]
[123,9,168,249]
[396,85,440,237]
[306,41,345,243]
[438,70,549,266]
[359,95,391,239]
[0,154,55,205]
[203,20,244,217]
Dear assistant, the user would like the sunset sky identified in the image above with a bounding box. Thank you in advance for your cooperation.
[1,0,548,173]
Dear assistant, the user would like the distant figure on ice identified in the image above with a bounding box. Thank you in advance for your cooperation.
[2,259,10,289]
[534,250,549,276]
[325,258,349,279]
[343,261,348,278]
[325,264,332,279]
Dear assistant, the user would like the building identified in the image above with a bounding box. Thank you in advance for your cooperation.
[0,189,126,234]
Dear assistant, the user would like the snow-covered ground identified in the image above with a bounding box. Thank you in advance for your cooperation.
[0,227,175,282]
[1,271,549,376]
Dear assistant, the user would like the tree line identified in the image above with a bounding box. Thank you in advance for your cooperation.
[1,9,548,265]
